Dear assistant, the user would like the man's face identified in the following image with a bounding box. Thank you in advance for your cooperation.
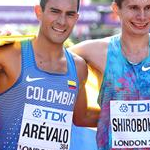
[117,0,150,35]
[38,0,79,44]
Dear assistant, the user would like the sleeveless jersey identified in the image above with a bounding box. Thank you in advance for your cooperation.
[97,35,150,150]
[0,40,79,150]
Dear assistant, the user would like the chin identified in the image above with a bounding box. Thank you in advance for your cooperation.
[130,27,149,36]
[135,30,149,35]
[52,40,66,45]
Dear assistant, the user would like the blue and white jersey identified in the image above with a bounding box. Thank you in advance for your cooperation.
[0,40,79,150]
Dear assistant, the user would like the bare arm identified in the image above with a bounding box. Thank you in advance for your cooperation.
[0,42,21,93]
[69,38,110,73]
[72,54,101,127]
[70,38,111,127]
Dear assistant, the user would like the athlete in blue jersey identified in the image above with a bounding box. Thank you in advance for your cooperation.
[71,0,150,149]
[0,0,100,149]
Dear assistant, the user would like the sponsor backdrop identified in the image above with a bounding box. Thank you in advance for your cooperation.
[0,6,120,26]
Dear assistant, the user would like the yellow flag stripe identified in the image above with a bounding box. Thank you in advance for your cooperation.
[68,80,76,86]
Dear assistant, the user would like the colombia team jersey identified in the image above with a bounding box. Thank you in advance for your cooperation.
[97,35,150,150]
[0,40,79,150]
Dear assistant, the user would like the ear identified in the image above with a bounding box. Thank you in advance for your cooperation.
[111,2,119,15]
[75,13,79,22]
[34,5,43,21]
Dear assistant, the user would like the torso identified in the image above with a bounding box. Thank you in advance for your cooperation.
[0,40,79,150]
[97,35,150,150]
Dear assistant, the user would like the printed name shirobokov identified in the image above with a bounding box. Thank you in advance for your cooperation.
[112,118,150,132]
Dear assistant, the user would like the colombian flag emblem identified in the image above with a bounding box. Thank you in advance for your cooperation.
[68,80,77,89]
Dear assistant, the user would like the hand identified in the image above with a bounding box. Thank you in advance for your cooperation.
[0,29,36,46]
[0,30,11,36]
[0,29,23,46]
[0,30,14,46]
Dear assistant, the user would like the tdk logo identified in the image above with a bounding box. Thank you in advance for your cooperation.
[119,104,128,113]
[32,109,67,122]
[119,103,150,113]
[32,109,42,118]
[42,110,67,122]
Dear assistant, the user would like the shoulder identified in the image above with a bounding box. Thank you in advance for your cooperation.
[69,36,112,63]
[71,34,121,51]
[69,35,120,73]
[0,41,21,64]
[70,36,111,52]
[0,41,21,54]
[69,37,111,73]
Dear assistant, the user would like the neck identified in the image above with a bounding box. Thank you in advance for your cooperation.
[33,36,64,60]
[121,34,149,64]
[121,34,149,53]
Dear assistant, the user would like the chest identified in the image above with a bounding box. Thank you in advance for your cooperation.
[36,57,68,74]
[103,58,150,100]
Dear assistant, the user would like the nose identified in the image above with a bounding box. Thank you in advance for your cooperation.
[57,14,66,25]
[136,9,146,21]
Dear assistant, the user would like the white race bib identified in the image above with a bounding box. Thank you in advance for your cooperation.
[110,100,150,149]
[17,104,73,150]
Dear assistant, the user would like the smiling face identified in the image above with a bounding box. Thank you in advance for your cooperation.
[35,0,79,44]
[113,0,150,36]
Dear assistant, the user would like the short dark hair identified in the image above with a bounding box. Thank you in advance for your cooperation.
[40,0,80,12]
[113,0,124,8]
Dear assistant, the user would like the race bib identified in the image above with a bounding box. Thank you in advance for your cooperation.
[17,104,73,150]
[110,100,150,149]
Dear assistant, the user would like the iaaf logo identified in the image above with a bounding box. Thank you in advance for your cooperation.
[119,102,150,113]
[32,108,67,122]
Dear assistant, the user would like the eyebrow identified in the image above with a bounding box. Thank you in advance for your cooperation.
[145,5,150,8]
[128,4,150,8]
[50,7,77,14]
